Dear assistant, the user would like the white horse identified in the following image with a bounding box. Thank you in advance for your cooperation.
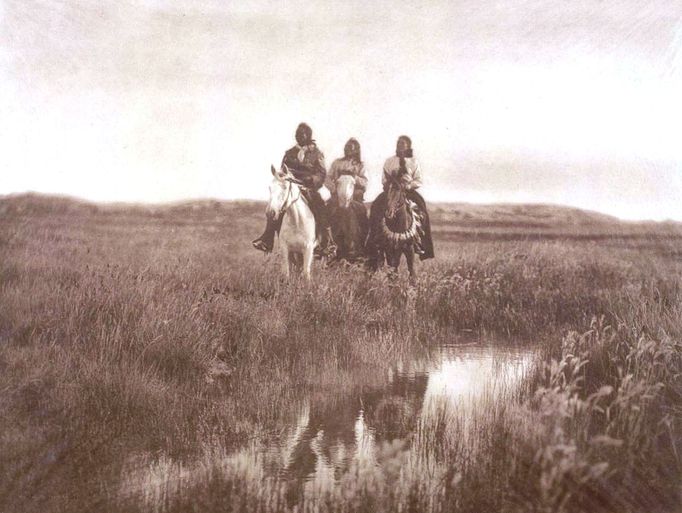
[267,164,317,280]
[330,174,368,262]
[335,174,355,209]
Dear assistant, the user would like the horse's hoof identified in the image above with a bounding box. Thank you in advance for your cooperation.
[324,243,337,258]
[314,245,336,260]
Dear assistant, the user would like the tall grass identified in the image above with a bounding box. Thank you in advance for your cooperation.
[0,195,680,512]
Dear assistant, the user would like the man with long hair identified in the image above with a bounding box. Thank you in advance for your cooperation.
[366,135,434,266]
[327,137,368,203]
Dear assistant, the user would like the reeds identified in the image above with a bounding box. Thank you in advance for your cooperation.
[1,196,680,512]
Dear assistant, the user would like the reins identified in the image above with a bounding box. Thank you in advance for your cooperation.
[281,179,298,211]
[385,180,406,221]
[382,181,419,244]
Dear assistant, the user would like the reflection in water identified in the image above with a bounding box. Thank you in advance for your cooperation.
[120,342,535,508]
[421,345,531,422]
[354,410,376,466]
[254,343,533,488]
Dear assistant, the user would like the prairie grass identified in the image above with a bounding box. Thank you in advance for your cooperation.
[0,194,680,512]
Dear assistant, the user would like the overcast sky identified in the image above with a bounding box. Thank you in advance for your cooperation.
[1,0,681,220]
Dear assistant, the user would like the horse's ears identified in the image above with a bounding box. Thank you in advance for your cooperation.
[271,165,277,176]
[282,163,291,175]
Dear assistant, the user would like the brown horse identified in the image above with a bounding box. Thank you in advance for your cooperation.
[376,178,422,279]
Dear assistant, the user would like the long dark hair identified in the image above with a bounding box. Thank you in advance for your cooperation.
[343,138,361,163]
[396,135,412,177]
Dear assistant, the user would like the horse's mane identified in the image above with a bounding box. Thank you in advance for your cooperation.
[385,183,405,220]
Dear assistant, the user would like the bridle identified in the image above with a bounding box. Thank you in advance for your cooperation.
[336,174,355,209]
[385,180,406,220]
[277,177,301,216]
[382,180,418,243]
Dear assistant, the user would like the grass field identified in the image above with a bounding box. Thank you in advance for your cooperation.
[1,193,681,513]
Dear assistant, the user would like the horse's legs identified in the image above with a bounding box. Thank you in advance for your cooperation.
[289,251,296,274]
[282,246,290,278]
[290,252,305,276]
[385,251,399,280]
[406,248,416,283]
[302,245,314,281]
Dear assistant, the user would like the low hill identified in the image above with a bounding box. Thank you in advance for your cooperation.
[0,193,263,218]
[429,202,621,229]
[1,192,680,240]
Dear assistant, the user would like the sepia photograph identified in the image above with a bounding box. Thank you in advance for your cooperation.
[1,1,681,512]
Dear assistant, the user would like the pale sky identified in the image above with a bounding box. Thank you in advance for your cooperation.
[1,0,681,220]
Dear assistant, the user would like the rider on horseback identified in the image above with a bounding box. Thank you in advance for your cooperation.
[252,123,336,257]
[327,138,368,203]
[366,135,435,264]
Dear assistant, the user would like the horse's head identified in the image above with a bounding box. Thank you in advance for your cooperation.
[385,180,407,221]
[335,174,356,209]
[378,178,419,271]
[267,164,301,219]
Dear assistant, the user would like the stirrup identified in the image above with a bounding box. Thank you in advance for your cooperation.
[252,238,272,253]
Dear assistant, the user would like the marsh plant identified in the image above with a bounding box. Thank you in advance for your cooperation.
[0,195,680,512]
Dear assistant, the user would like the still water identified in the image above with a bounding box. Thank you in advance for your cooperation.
[242,342,534,486]
[122,340,536,509]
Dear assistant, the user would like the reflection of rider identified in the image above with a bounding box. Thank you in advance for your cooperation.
[327,138,368,203]
[252,123,337,257]
[367,135,435,261]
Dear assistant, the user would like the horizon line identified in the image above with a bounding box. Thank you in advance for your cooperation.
[1,190,678,225]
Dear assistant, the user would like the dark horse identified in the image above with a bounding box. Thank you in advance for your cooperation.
[330,174,368,263]
[368,177,422,279]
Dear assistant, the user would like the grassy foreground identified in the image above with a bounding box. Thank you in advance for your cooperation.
[1,194,681,513]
